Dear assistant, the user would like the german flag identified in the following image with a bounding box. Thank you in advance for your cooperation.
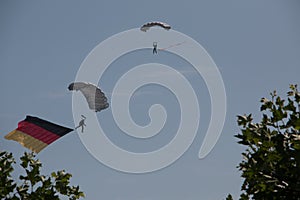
[4,116,73,153]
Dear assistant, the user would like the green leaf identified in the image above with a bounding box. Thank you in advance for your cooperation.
[275,96,284,107]
[283,98,296,112]
[294,118,300,130]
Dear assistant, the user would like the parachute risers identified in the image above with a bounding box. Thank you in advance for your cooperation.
[68,82,109,112]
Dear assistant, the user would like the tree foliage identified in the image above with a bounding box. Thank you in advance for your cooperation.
[233,84,300,199]
[0,151,85,200]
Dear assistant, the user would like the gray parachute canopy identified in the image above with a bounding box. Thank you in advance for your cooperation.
[68,82,109,112]
[140,21,171,32]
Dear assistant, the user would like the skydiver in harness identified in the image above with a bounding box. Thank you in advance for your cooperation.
[75,115,86,133]
[153,42,158,54]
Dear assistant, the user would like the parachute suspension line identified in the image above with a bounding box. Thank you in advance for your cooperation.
[159,41,187,51]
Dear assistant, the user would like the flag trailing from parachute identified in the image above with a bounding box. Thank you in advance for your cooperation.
[4,116,73,153]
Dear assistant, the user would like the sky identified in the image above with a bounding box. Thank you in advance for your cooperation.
[1,0,300,199]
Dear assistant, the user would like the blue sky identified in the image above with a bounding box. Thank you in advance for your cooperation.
[1,1,300,199]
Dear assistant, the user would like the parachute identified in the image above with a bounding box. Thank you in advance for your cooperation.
[68,82,109,112]
[140,21,171,32]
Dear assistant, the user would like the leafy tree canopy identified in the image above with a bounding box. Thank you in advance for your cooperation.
[0,151,85,200]
[228,84,300,200]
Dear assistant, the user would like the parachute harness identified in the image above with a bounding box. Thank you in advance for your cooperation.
[75,115,86,133]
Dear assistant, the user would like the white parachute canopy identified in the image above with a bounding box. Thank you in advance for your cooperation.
[140,21,171,32]
[68,82,109,112]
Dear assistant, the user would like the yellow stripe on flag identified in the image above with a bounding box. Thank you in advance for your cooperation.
[5,130,48,153]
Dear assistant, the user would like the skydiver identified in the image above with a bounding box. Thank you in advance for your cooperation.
[75,115,86,133]
[153,42,158,54]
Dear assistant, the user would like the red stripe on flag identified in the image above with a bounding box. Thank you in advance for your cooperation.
[17,121,61,144]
